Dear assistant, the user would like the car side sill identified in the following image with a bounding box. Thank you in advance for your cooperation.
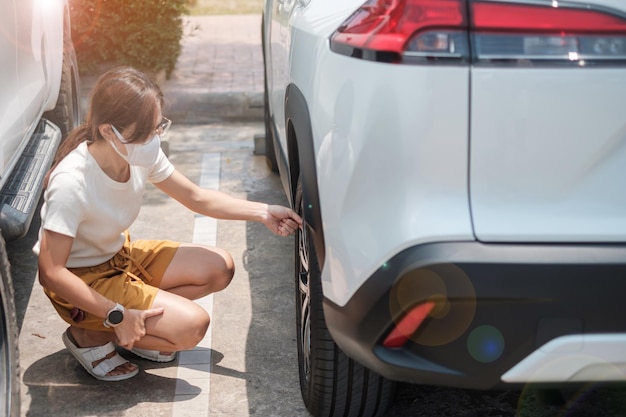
[0,119,61,240]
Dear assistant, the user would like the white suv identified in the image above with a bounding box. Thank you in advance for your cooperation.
[262,0,626,416]
[0,0,80,415]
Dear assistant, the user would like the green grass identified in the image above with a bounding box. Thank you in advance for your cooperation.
[186,0,264,15]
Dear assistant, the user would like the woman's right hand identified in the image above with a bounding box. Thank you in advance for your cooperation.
[113,307,164,349]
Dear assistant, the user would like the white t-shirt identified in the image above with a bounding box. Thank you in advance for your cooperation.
[33,141,175,267]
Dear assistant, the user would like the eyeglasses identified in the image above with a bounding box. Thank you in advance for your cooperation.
[156,117,172,136]
[111,116,172,142]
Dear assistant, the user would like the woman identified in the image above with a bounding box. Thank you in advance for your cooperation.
[34,67,302,381]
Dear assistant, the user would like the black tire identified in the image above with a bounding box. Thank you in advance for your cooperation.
[0,233,20,417]
[295,177,396,417]
[43,9,81,138]
[263,86,279,173]
[261,16,278,173]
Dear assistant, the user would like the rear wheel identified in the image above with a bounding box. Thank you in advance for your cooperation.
[43,10,81,138]
[0,233,20,417]
[294,176,396,417]
[263,86,278,172]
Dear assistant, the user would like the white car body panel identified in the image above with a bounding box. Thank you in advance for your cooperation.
[312,61,473,307]
[470,67,626,242]
[271,1,475,307]
[267,0,360,156]
[0,0,22,180]
[470,0,626,242]
[1,0,64,182]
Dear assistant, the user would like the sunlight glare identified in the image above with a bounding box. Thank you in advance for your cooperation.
[35,0,62,14]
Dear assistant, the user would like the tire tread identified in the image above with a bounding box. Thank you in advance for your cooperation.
[295,178,396,417]
[0,233,20,417]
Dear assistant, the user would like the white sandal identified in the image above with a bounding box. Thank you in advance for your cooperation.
[130,347,177,363]
[62,329,138,381]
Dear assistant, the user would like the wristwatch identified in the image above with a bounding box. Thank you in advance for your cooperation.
[103,303,125,328]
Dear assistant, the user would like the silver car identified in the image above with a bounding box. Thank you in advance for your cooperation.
[0,0,80,415]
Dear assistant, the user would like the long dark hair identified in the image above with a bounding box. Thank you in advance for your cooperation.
[45,67,164,186]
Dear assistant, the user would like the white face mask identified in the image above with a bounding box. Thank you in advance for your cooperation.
[110,125,161,167]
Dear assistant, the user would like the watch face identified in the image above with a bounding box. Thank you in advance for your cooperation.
[108,310,124,325]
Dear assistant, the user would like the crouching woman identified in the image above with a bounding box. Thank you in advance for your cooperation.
[34,66,301,381]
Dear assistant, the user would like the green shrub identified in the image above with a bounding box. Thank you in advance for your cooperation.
[69,0,188,78]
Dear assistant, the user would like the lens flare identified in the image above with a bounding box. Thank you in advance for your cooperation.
[467,325,504,363]
[389,263,476,347]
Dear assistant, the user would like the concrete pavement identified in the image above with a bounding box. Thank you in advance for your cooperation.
[13,14,309,417]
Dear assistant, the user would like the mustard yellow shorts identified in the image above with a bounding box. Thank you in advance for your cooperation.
[44,234,180,332]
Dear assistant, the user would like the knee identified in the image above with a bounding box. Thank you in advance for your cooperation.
[214,249,235,291]
[191,311,210,346]
[176,309,210,350]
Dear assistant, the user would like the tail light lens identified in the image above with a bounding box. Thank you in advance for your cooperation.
[472,2,626,63]
[330,0,469,63]
[330,0,626,65]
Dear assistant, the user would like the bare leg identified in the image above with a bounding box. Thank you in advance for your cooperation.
[131,289,211,352]
[70,289,210,365]
[73,244,232,361]
[159,244,234,300]
[64,244,230,374]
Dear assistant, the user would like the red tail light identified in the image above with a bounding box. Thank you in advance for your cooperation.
[330,0,626,64]
[330,0,468,63]
[472,2,626,34]
[331,0,465,52]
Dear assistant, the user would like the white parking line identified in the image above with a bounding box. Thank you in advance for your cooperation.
[172,153,220,417]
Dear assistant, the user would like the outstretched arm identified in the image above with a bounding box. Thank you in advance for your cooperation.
[155,169,302,236]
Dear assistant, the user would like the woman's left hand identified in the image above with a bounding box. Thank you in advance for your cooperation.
[265,205,303,236]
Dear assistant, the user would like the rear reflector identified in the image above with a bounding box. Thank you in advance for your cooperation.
[383,301,436,348]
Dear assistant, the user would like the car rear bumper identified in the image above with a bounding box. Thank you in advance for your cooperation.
[323,241,626,390]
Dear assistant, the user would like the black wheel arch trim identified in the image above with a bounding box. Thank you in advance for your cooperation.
[285,84,326,270]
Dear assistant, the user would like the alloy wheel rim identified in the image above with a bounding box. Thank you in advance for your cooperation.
[298,220,311,384]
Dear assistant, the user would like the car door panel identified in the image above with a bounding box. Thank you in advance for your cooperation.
[0,0,27,178]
